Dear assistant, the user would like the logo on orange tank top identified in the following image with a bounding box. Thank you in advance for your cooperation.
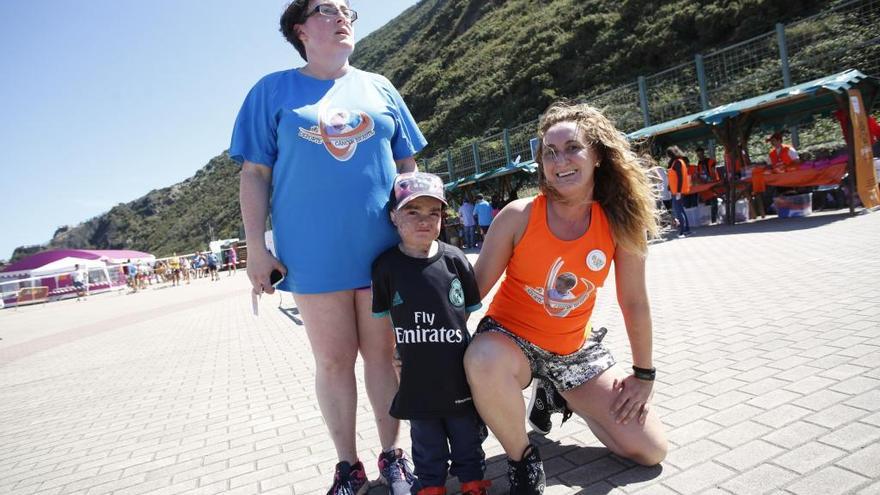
[524,257,597,318]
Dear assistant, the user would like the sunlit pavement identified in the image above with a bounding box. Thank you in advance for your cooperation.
[2,209,879,494]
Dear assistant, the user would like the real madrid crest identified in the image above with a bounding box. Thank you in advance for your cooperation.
[586,249,607,271]
[449,278,465,307]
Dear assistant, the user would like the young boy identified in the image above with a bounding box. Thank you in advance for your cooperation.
[371,172,491,495]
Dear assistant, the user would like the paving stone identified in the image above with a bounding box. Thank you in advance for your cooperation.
[786,466,869,495]
[858,480,880,495]
[835,443,880,478]
[713,439,783,471]
[662,461,736,495]
[719,464,798,495]
[819,423,880,451]
[844,389,880,411]
[793,389,851,411]
[766,424,832,453]
[783,375,835,395]
[665,439,728,470]
[805,403,870,429]
[772,441,847,474]
[2,212,879,495]
[707,421,773,448]
[751,403,812,428]
[668,420,724,447]
[705,404,764,427]
[831,376,880,395]
[745,389,801,410]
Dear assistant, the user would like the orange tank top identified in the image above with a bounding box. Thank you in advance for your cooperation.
[487,195,616,354]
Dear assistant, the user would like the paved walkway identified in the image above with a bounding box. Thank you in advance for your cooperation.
[1,209,879,495]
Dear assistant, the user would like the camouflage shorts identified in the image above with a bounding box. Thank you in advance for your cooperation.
[475,316,616,392]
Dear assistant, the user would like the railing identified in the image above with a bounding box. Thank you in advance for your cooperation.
[423,0,880,186]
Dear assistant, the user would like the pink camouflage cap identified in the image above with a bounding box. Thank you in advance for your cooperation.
[392,172,447,210]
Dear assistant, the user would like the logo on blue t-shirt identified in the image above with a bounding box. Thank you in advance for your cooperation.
[298,103,376,161]
[449,279,464,307]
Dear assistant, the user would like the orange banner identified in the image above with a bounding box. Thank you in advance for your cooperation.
[848,89,880,208]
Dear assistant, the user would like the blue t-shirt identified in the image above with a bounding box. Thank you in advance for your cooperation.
[474,200,493,226]
[230,68,427,293]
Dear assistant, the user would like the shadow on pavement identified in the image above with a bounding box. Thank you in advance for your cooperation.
[279,305,303,326]
[365,432,663,494]
[659,209,861,241]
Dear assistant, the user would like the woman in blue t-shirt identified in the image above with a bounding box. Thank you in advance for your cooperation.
[231,2,427,494]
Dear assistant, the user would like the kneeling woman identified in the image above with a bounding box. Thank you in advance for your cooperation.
[464,102,668,494]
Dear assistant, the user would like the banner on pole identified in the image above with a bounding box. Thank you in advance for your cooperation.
[848,89,880,208]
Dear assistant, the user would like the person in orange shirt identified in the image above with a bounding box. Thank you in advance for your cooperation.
[666,146,691,236]
[695,146,719,223]
[464,102,667,494]
[767,131,800,172]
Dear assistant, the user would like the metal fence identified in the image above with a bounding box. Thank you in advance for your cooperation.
[425,0,880,186]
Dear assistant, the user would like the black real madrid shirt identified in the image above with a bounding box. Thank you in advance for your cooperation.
[371,241,482,419]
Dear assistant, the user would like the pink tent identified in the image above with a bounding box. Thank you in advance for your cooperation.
[1,249,154,275]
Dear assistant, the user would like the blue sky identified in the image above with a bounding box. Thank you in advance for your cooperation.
[0,0,420,262]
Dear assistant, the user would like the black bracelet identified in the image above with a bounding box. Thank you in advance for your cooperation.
[632,365,656,381]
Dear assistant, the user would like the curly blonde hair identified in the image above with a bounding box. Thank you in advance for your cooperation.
[535,101,660,254]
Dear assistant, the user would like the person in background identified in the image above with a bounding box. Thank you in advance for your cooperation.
[227,244,238,275]
[458,197,476,249]
[666,146,691,237]
[473,194,493,246]
[464,102,667,494]
[833,108,880,157]
[179,256,190,285]
[695,147,719,223]
[168,254,181,287]
[232,1,427,493]
[207,251,220,281]
[71,264,88,301]
[767,131,800,173]
[372,172,490,495]
[127,259,138,292]
[490,196,502,218]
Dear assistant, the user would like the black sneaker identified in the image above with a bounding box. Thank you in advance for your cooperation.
[527,379,573,435]
[507,444,545,495]
[327,460,369,495]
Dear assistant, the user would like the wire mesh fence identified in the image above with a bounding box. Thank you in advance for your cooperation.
[645,63,704,125]
[584,82,644,134]
[702,31,783,108]
[423,0,878,184]
[786,0,880,82]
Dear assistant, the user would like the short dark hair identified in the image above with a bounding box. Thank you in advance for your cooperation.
[280,0,309,61]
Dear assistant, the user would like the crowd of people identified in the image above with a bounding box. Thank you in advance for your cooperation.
[645,128,859,237]
[118,246,242,292]
[233,3,667,494]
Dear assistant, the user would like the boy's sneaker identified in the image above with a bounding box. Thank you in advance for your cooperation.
[460,479,491,495]
[507,444,545,495]
[527,379,573,435]
[327,460,369,495]
[377,448,416,495]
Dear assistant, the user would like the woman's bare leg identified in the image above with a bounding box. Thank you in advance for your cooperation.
[294,290,360,463]
[561,365,668,465]
[354,288,400,450]
[464,332,533,460]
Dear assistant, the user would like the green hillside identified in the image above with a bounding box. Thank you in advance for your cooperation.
[351,0,828,152]
[10,153,243,262]
[6,0,843,263]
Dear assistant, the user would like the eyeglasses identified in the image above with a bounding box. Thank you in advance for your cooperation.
[303,3,358,22]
